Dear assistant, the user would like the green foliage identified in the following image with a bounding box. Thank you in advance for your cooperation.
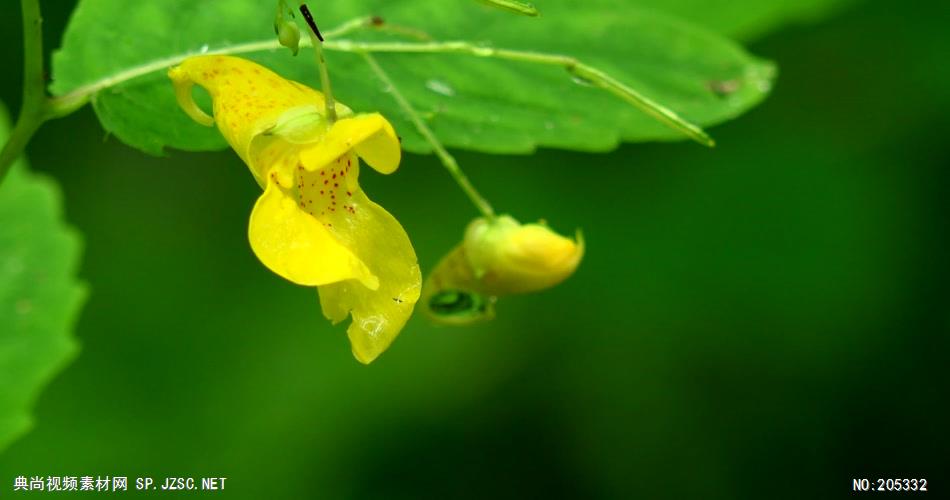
[51,0,774,155]
[0,111,85,453]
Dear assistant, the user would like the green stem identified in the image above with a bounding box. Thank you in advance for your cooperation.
[361,52,495,219]
[332,40,714,147]
[0,0,48,183]
[311,36,337,124]
[313,16,431,41]
[323,16,374,38]
[298,1,337,124]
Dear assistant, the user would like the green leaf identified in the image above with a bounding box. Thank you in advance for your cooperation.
[51,0,774,155]
[0,109,86,453]
[631,0,860,40]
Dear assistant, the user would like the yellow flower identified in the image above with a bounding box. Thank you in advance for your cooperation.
[423,215,583,324]
[168,55,420,364]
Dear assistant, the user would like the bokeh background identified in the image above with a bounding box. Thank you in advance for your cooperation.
[1,0,948,498]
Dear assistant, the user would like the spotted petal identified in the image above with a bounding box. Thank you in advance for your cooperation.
[316,162,421,364]
[248,175,378,289]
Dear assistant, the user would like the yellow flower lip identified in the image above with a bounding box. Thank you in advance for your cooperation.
[168,55,420,364]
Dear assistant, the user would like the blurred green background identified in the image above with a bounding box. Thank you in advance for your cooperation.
[2,0,948,498]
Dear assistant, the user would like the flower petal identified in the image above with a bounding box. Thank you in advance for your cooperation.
[248,175,378,289]
[170,56,325,163]
[298,114,401,174]
[317,186,420,364]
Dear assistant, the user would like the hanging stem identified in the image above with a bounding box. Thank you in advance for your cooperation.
[0,0,48,183]
[361,52,495,219]
[297,1,337,124]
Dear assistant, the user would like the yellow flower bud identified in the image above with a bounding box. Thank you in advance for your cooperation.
[422,215,583,325]
[464,215,584,295]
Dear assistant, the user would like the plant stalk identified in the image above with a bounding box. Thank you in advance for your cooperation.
[298,2,337,124]
[0,0,48,183]
[362,52,495,219]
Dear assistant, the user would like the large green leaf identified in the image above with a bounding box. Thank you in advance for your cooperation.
[51,0,774,155]
[632,0,860,40]
[0,111,85,453]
